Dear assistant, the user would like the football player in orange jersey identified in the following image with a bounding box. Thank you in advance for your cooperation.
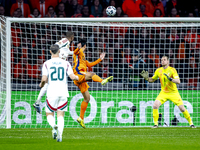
[73,39,113,128]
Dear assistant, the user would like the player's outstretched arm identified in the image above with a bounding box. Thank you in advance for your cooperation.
[140,70,155,83]
[69,74,79,81]
[86,52,106,68]
[99,52,106,60]
[40,75,48,88]
[164,73,180,84]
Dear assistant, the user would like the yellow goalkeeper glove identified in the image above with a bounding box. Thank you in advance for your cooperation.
[140,70,148,81]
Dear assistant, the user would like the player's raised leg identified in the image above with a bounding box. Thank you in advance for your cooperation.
[85,72,113,86]
[178,105,196,128]
[77,90,90,129]
[152,100,162,128]
[33,83,48,114]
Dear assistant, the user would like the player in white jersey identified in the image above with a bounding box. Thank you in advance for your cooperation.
[40,44,78,142]
[33,32,74,114]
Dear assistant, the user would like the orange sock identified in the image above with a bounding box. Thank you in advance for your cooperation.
[80,101,88,119]
[92,75,103,83]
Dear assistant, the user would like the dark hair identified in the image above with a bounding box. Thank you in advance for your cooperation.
[32,8,40,15]
[151,0,160,5]
[66,31,74,38]
[79,39,87,47]
[154,8,162,17]
[48,5,54,11]
[50,44,59,54]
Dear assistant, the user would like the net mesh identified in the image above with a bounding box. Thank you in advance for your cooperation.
[0,18,200,128]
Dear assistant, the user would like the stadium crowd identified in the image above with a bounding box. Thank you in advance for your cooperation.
[0,0,199,89]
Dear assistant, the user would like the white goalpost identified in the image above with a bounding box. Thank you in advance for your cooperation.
[0,17,199,128]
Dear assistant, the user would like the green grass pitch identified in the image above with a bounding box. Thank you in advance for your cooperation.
[0,128,199,150]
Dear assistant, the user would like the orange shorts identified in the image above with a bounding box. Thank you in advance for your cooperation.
[74,74,90,93]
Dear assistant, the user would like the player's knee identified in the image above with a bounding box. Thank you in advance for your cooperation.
[153,103,159,109]
[91,73,96,77]
[84,98,90,103]
[178,105,185,112]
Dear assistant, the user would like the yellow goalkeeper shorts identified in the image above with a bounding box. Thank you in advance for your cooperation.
[156,91,183,106]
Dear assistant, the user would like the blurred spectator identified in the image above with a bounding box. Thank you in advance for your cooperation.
[168,27,179,42]
[189,49,199,78]
[82,5,94,17]
[166,0,179,16]
[135,3,151,17]
[13,57,32,83]
[109,0,116,7]
[122,0,141,17]
[145,0,165,17]
[115,7,123,17]
[0,5,5,15]
[169,8,179,17]
[153,29,169,55]
[153,8,163,17]
[57,2,66,17]
[71,4,83,17]
[45,6,56,17]
[102,8,108,17]
[32,59,43,80]
[176,31,189,62]
[148,46,160,68]
[66,0,79,17]
[35,0,51,17]
[123,47,132,63]
[91,0,103,17]
[12,10,19,17]
[10,0,31,17]
[15,8,23,17]
[129,49,147,89]
[135,27,150,52]
[11,22,22,47]
[21,37,30,59]
[185,27,200,48]
[28,8,41,18]
[168,49,176,67]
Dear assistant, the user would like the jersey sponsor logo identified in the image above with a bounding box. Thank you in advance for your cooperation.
[62,39,68,43]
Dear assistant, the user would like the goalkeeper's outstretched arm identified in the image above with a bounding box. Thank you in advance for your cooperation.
[140,70,156,83]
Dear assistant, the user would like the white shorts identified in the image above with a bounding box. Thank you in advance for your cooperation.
[45,96,68,113]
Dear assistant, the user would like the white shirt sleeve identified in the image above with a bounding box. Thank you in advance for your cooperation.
[66,62,73,76]
[42,62,49,76]
[60,48,74,55]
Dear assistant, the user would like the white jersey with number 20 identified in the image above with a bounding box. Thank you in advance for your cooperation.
[42,57,73,97]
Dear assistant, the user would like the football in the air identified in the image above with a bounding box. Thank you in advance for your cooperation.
[106,6,116,16]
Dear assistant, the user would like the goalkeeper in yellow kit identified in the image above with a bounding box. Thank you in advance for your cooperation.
[140,56,196,128]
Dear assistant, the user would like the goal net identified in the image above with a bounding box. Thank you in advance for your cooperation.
[0,17,199,128]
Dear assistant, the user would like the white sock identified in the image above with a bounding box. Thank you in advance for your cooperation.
[57,116,64,137]
[36,83,48,104]
[47,115,55,128]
